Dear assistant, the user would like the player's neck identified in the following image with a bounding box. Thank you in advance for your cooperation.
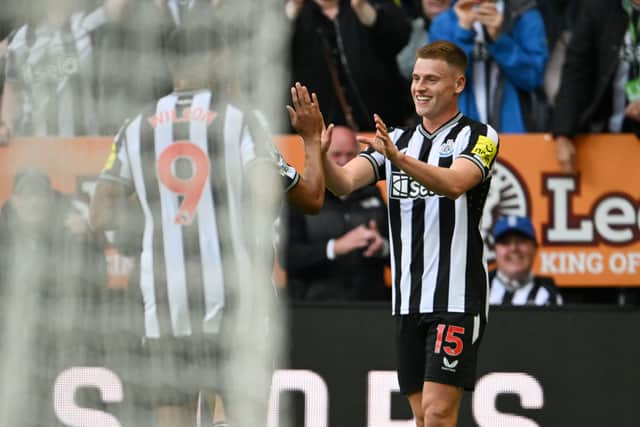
[421,108,461,134]
[173,78,209,93]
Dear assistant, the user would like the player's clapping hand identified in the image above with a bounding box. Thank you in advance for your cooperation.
[320,122,335,155]
[287,82,325,144]
[357,114,402,163]
[363,220,384,258]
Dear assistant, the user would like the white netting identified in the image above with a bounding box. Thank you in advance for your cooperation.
[0,1,290,426]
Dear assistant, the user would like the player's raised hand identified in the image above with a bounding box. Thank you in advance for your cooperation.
[286,82,325,144]
[321,123,335,154]
[357,114,402,163]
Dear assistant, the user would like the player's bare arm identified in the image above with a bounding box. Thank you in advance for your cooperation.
[89,180,129,231]
[321,124,376,197]
[359,114,483,199]
[286,82,326,214]
[323,153,375,197]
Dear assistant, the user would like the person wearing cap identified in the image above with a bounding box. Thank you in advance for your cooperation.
[489,215,563,306]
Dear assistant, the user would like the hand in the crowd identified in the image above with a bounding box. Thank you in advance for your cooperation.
[0,124,11,146]
[453,0,478,30]
[65,211,89,235]
[555,135,576,174]
[362,220,384,257]
[475,1,504,40]
[350,0,377,26]
[334,224,376,256]
[287,82,324,144]
[105,0,129,20]
[624,99,640,123]
[285,0,304,19]
[357,114,402,163]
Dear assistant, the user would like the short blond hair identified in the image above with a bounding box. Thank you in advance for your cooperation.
[416,41,467,74]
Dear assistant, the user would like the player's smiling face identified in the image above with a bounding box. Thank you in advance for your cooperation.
[411,58,464,123]
[494,233,537,281]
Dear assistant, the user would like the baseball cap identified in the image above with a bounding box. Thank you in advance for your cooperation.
[492,215,536,243]
[12,168,51,195]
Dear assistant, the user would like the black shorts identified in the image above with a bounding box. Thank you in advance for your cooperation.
[396,312,486,394]
[140,336,223,406]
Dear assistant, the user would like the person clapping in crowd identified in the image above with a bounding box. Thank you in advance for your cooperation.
[281,125,390,301]
[286,0,411,131]
[429,0,549,132]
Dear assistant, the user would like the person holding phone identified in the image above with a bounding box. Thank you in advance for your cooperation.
[429,0,548,132]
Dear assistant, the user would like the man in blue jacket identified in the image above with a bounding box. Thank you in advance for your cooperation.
[429,0,548,132]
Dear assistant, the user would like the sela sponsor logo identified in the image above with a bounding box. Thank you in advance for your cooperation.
[28,55,80,84]
[389,172,439,200]
[442,357,459,372]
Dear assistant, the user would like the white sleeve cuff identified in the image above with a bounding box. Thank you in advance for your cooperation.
[326,239,336,260]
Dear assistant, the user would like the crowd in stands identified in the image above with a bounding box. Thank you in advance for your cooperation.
[0,0,638,306]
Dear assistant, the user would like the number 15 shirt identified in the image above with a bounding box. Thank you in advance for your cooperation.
[99,90,298,339]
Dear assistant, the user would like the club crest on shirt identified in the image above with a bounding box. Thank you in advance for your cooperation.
[439,139,455,157]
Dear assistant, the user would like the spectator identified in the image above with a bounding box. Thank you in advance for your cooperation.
[0,0,129,139]
[397,0,451,82]
[286,0,411,131]
[0,167,108,426]
[541,0,578,107]
[429,0,549,132]
[552,0,636,174]
[282,125,390,301]
[489,215,563,306]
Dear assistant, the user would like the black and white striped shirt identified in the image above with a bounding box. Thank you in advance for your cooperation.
[5,7,107,137]
[99,89,298,338]
[360,113,499,318]
[489,271,563,306]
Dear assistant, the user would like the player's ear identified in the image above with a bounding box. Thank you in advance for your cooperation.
[454,73,466,95]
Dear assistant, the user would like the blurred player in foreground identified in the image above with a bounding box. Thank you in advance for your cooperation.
[90,8,327,426]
